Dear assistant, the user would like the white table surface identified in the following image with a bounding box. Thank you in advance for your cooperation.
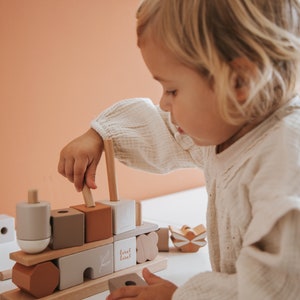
[0,187,211,299]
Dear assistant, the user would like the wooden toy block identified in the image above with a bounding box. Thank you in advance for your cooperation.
[56,243,113,290]
[114,237,136,272]
[156,227,169,252]
[136,232,158,264]
[50,208,84,250]
[0,215,15,244]
[108,273,147,293]
[100,139,136,235]
[0,255,168,300]
[99,199,136,235]
[72,203,112,243]
[10,237,113,266]
[0,240,20,272]
[16,190,51,254]
[113,222,158,242]
[0,269,12,281]
[169,224,207,252]
[12,261,59,298]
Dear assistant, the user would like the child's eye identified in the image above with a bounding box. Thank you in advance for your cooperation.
[166,90,177,96]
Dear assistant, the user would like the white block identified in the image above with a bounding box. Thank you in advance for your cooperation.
[99,200,136,234]
[0,241,20,271]
[56,243,113,290]
[114,237,136,272]
[0,215,15,244]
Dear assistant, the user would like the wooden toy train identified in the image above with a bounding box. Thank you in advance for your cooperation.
[0,139,167,299]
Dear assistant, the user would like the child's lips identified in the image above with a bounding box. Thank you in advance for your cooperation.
[176,125,185,134]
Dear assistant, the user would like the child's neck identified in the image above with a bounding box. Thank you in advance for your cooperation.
[216,121,259,153]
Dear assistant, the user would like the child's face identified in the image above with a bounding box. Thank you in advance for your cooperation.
[140,37,241,147]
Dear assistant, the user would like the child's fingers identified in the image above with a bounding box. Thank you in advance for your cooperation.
[57,156,65,177]
[64,158,75,183]
[84,161,98,190]
[73,156,100,191]
[142,268,163,285]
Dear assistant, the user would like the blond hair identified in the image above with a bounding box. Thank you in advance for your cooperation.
[137,0,300,125]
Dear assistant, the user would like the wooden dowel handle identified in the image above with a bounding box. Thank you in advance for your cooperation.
[82,185,95,207]
[104,139,119,201]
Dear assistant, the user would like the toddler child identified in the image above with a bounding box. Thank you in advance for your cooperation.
[58,0,300,299]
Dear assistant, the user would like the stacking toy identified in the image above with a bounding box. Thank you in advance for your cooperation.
[16,190,51,253]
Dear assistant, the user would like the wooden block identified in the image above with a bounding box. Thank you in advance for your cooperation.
[114,237,136,272]
[0,256,167,300]
[72,203,112,242]
[136,232,158,264]
[169,224,207,252]
[113,222,158,242]
[56,243,113,290]
[0,269,12,281]
[0,240,20,272]
[156,227,169,252]
[50,208,84,250]
[12,261,59,298]
[10,237,113,266]
[0,215,15,244]
[99,199,135,235]
[108,273,147,293]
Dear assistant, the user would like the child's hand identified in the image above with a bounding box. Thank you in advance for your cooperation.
[106,268,177,300]
[58,128,103,192]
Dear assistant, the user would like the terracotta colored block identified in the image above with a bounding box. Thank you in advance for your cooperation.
[99,199,135,234]
[50,208,84,250]
[136,232,158,264]
[56,243,113,290]
[108,273,147,293]
[72,203,112,243]
[114,237,136,272]
[12,261,59,298]
[156,227,169,252]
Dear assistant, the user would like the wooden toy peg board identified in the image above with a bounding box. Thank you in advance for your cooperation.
[0,256,167,300]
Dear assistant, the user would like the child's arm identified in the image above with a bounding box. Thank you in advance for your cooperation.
[58,98,203,191]
[172,210,300,300]
[237,209,300,299]
[91,98,203,173]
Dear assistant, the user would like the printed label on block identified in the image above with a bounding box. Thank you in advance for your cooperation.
[114,237,136,271]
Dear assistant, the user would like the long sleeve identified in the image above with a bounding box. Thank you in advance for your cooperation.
[91,98,204,173]
[173,210,300,299]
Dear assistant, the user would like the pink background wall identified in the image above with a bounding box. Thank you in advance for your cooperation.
[0,0,204,217]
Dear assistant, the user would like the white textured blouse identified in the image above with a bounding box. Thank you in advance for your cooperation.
[91,96,300,300]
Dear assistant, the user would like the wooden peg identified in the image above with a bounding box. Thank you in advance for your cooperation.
[135,201,142,226]
[104,139,119,201]
[82,185,95,208]
[28,189,38,204]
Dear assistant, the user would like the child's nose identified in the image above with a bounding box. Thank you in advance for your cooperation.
[159,95,171,112]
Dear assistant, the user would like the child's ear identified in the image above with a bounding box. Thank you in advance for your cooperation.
[230,57,257,104]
